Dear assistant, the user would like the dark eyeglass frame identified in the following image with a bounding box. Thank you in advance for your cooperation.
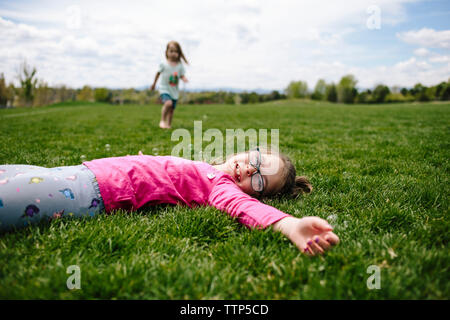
[249,147,265,194]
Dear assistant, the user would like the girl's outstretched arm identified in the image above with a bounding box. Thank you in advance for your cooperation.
[272,216,340,256]
[208,178,339,256]
[150,72,160,91]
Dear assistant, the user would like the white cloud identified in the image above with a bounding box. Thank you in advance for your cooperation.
[413,47,430,57]
[357,56,449,88]
[428,55,450,63]
[412,47,450,65]
[394,57,432,70]
[397,28,450,49]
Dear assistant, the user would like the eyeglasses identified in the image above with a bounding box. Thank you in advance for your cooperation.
[249,147,265,193]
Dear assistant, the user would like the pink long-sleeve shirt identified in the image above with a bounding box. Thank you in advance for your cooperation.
[83,155,291,229]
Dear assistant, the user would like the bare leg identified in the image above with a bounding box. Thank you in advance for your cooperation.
[159,100,172,129]
[167,108,174,128]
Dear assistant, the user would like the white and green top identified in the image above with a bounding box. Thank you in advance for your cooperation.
[158,61,186,100]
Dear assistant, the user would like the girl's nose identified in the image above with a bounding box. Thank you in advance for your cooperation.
[246,164,257,176]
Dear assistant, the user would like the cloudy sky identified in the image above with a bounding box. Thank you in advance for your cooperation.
[1,0,449,91]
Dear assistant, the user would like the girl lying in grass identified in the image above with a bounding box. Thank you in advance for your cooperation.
[0,148,339,256]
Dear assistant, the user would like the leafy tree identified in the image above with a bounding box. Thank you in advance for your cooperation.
[356,89,371,103]
[325,83,337,102]
[372,84,390,103]
[224,92,235,104]
[385,93,409,103]
[413,83,433,102]
[94,88,112,103]
[311,79,327,100]
[248,92,260,103]
[435,81,450,100]
[17,61,38,107]
[337,74,357,103]
[268,90,281,101]
[0,73,13,106]
[239,92,249,104]
[285,81,308,98]
[77,85,94,102]
[425,86,436,101]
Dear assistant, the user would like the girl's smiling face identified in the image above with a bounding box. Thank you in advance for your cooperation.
[224,151,285,198]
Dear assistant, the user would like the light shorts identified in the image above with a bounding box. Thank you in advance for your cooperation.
[160,93,178,110]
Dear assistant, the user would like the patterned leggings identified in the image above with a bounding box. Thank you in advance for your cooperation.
[0,164,104,232]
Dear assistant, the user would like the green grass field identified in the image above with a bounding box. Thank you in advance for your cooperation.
[0,100,448,299]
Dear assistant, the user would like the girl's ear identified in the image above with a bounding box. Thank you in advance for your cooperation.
[292,176,313,196]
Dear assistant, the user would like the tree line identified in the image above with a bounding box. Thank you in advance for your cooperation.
[286,75,450,103]
[1,62,449,108]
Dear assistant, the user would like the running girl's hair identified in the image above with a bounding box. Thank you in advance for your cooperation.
[166,41,189,64]
[210,148,312,198]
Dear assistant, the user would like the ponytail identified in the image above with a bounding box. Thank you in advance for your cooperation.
[292,176,313,197]
[272,153,313,198]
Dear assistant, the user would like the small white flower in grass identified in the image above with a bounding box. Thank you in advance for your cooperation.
[327,214,338,224]
[388,248,397,259]
[80,155,86,161]
[152,147,159,155]
[105,144,111,151]
[341,220,349,229]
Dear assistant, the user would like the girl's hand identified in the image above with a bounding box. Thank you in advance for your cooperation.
[272,216,339,256]
[181,76,188,83]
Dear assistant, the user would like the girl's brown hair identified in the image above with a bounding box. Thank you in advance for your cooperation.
[276,153,313,198]
[166,41,189,64]
[210,148,312,198]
